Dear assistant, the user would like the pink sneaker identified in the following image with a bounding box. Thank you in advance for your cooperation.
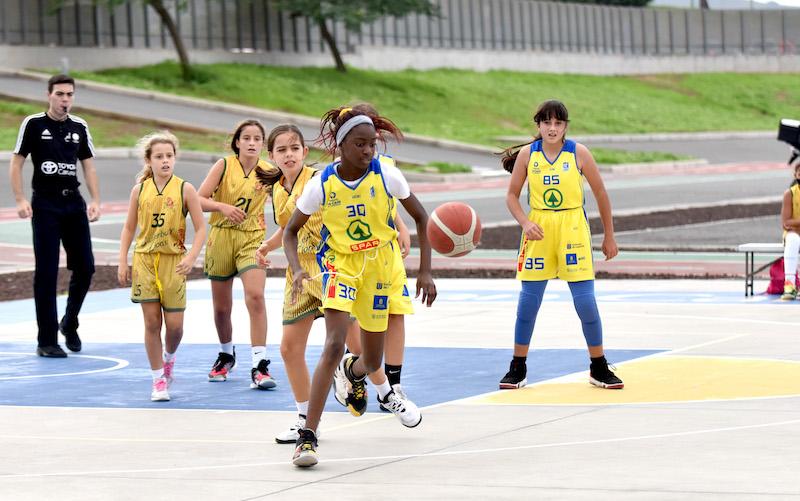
[163,358,175,387]
[151,377,170,402]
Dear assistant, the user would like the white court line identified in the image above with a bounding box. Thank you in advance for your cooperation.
[0,418,797,479]
[0,352,129,380]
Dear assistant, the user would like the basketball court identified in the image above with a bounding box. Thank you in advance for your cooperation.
[0,277,797,499]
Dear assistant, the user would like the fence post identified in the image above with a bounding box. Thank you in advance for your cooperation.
[739,10,744,54]
[720,10,725,54]
[701,7,707,54]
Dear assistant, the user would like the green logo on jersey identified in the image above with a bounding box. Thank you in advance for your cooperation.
[543,189,563,208]
[346,220,373,241]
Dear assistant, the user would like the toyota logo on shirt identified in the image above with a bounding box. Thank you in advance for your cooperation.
[41,161,58,174]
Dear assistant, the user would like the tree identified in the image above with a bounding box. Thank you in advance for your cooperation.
[51,0,192,81]
[699,0,710,8]
[271,0,440,73]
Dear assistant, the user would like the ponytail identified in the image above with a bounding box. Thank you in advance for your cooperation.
[317,103,402,156]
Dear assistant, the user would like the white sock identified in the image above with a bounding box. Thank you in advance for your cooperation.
[376,380,392,400]
[251,346,266,368]
[220,342,234,355]
[163,351,176,362]
[296,401,309,417]
[151,369,164,380]
[785,232,800,281]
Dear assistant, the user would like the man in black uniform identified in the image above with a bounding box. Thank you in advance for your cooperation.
[9,74,101,358]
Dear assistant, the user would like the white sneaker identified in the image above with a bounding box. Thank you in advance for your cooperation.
[151,377,170,402]
[332,354,351,407]
[378,383,408,412]
[379,388,421,428]
[276,415,322,444]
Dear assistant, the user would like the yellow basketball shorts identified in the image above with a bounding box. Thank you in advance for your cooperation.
[131,252,187,312]
[319,243,401,332]
[282,252,324,325]
[516,208,594,282]
[388,241,413,315]
[204,226,265,280]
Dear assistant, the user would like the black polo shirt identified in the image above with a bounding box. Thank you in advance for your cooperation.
[13,112,95,192]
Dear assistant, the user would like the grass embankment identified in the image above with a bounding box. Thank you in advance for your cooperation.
[73,63,799,141]
[0,99,230,153]
[19,64,800,166]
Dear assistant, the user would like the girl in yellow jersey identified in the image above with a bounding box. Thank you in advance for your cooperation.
[779,161,800,299]
[253,125,421,445]
[117,131,206,402]
[283,105,436,467]
[198,120,278,390]
[501,99,623,392]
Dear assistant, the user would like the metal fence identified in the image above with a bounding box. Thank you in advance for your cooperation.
[1,0,798,56]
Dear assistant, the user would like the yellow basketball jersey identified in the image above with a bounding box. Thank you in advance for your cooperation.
[208,155,273,231]
[273,165,323,255]
[792,184,800,219]
[527,139,584,211]
[135,175,187,255]
[318,158,397,254]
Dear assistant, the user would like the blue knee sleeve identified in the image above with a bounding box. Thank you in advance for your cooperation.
[568,280,603,347]
[514,280,547,346]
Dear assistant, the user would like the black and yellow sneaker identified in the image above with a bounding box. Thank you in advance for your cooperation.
[339,354,368,416]
[589,357,624,389]
[292,428,318,467]
[499,359,527,389]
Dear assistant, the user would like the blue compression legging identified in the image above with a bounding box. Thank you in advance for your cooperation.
[514,280,603,347]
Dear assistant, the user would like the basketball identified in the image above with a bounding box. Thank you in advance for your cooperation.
[426,202,482,257]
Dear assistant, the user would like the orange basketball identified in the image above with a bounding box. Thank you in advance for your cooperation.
[426,202,481,257]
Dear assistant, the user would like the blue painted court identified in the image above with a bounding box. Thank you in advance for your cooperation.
[0,342,658,411]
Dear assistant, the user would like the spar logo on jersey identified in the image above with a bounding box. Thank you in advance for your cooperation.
[566,253,578,266]
[40,161,58,174]
[542,188,563,208]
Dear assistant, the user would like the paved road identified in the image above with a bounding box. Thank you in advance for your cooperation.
[0,74,501,170]
[0,71,791,279]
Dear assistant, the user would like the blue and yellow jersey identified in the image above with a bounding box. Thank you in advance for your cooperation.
[135,175,186,255]
[791,184,800,219]
[318,158,397,255]
[527,139,584,211]
[273,165,323,255]
[208,155,273,231]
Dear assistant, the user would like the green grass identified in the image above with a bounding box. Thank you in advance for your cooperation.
[70,62,800,147]
[0,98,232,153]
[591,147,689,165]
[1,98,686,167]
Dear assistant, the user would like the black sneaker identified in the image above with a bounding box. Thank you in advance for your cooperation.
[499,359,527,389]
[59,321,82,352]
[292,428,318,467]
[208,349,236,382]
[589,361,624,389]
[250,359,277,390]
[37,345,67,358]
[340,354,367,416]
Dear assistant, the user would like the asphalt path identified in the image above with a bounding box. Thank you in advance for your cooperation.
[0,74,500,170]
[0,72,792,251]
